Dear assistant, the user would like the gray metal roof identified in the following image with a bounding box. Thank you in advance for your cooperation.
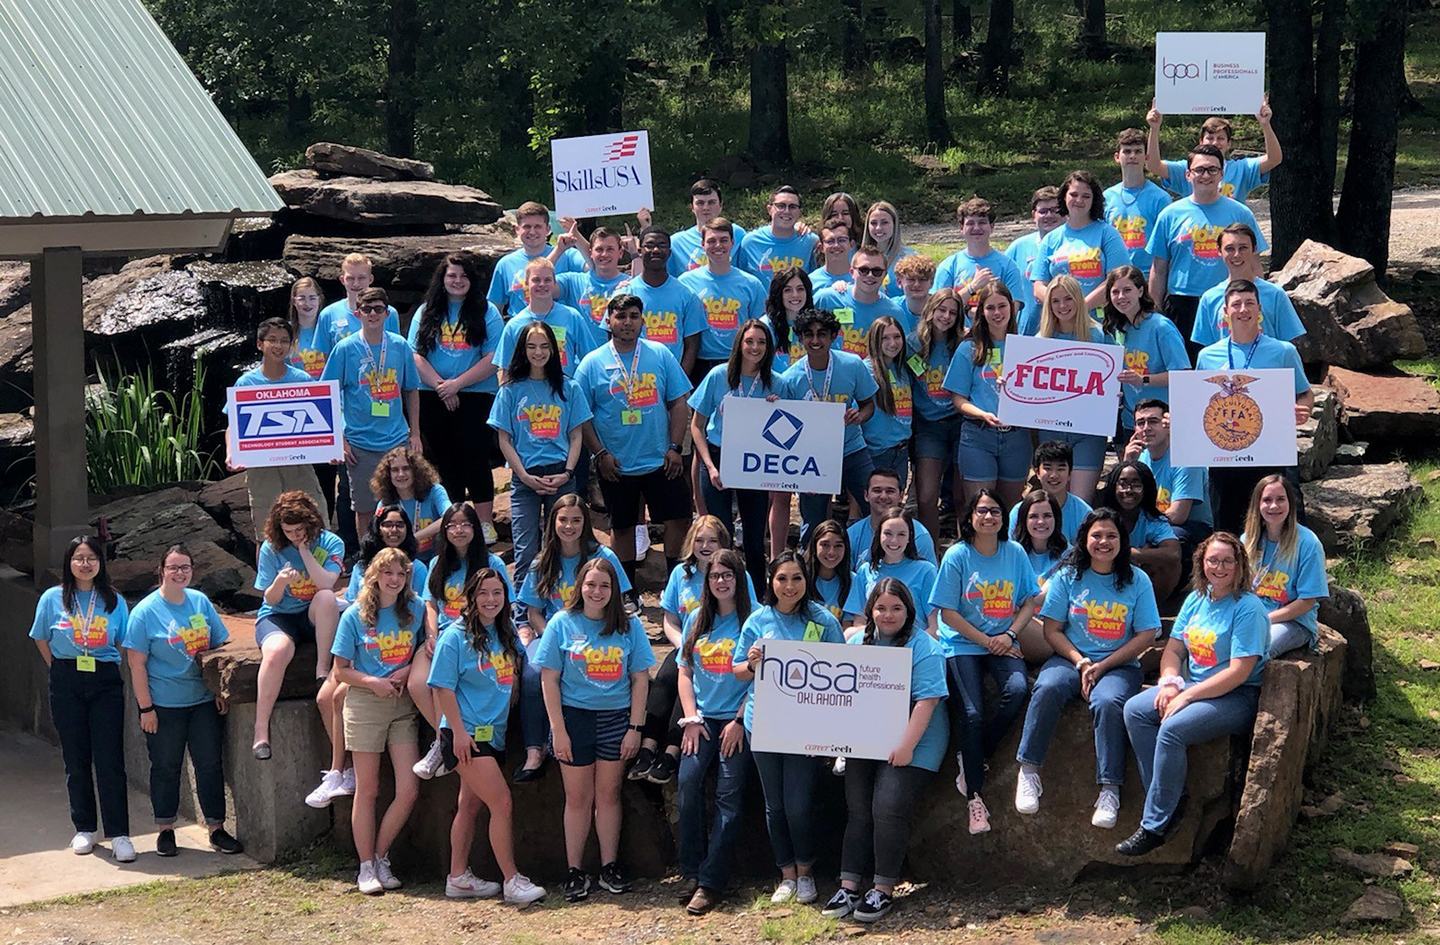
[0,0,283,220]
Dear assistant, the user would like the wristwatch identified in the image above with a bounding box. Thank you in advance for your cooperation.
[669,442,683,454]
[628,723,644,732]
[1142,375,1150,385]
[563,467,575,481]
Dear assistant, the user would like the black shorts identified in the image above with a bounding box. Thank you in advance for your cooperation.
[254,610,316,648]
[598,466,691,530]
[555,705,630,766]
[438,725,505,767]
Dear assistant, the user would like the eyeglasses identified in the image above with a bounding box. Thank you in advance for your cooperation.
[822,238,851,247]
[709,571,736,583]
[974,507,1003,518]
[358,303,388,313]
[771,202,800,212]
[72,556,100,565]
[1189,166,1222,178]
[1204,557,1237,568]
[379,521,407,530]
[853,266,886,278]
[1034,206,1062,215]
[446,522,474,531]
[164,564,193,573]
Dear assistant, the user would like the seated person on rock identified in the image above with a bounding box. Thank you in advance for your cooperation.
[1241,474,1329,659]
[1094,461,1181,607]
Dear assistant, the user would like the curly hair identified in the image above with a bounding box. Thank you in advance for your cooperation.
[370,446,442,506]
[263,490,324,549]
[357,547,417,630]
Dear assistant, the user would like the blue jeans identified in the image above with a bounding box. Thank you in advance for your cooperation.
[146,700,226,825]
[509,462,579,595]
[1016,658,1141,785]
[520,638,549,751]
[945,653,1029,797]
[839,760,930,886]
[1269,620,1312,658]
[1123,684,1260,832]
[799,449,874,545]
[699,445,770,593]
[867,445,909,491]
[752,749,820,869]
[676,718,750,889]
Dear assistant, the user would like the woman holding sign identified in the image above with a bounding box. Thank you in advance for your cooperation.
[1103,266,1189,456]
[123,545,242,857]
[821,579,946,924]
[1036,275,1110,501]
[734,551,846,905]
[31,537,133,861]
[1014,509,1159,828]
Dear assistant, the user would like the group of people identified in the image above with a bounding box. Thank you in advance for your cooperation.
[32,102,1334,923]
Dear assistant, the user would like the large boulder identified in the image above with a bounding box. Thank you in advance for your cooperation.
[1302,461,1421,552]
[197,472,258,561]
[95,486,230,558]
[1273,241,1427,369]
[1298,386,1339,482]
[1318,583,1377,703]
[201,617,315,704]
[282,230,513,290]
[186,261,294,332]
[270,170,503,230]
[1326,365,1440,441]
[305,142,435,182]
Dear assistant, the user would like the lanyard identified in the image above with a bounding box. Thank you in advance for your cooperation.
[68,589,98,655]
[1227,336,1259,370]
[738,371,763,399]
[611,342,643,399]
[805,356,834,402]
[360,332,389,377]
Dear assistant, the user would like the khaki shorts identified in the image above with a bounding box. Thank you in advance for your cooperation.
[343,685,419,753]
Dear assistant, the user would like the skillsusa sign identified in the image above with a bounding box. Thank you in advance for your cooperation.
[550,130,655,217]
[997,334,1122,438]
[1154,32,1266,115]
[227,381,344,468]
[719,396,845,494]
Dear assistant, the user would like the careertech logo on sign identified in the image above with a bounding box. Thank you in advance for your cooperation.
[745,408,820,480]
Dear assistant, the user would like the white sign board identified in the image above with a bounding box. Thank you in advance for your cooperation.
[1155,32,1266,115]
[550,129,655,217]
[718,396,846,494]
[750,639,912,760]
[1169,369,1298,467]
[227,381,344,468]
[998,333,1123,438]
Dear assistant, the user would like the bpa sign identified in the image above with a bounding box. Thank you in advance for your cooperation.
[227,381,344,468]
[1154,33,1266,115]
[550,129,656,217]
[718,396,845,495]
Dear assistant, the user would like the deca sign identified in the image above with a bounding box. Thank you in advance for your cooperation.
[718,396,844,494]
[550,130,656,217]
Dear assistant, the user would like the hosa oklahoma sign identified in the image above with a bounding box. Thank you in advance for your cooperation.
[550,130,655,217]
[750,639,912,760]
[227,381,344,468]
[1155,32,1266,115]
[998,334,1122,438]
[719,396,845,494]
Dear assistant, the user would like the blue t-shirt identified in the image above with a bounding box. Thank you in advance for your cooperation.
[576,340,692,475]
[848,516,938,567]
[488,377,591,470]
[234,363,313,391]
[814,289,912,358]
[518,546,631,621]
[678,267,768,361]
[423,555,514,631]
[1040,566,1161,664]
[1027,549,1065,584]
[736,604,846,730]
[668,222,749,277]
[407,300,504,395]
[345,556,429,602]
[909,334,959,422]
[1245,525,1329,642]
[860,360,914,450]
[331,598,420,679]
[780,350,880,457]
[255,531,347,617]
[1146,197,1268,297]
[533,611,656,711]
[1103,180,1174,275]
[1127,509,1178,549]
[845,557,939,630]
[123,589,229,707]
[558,270,629,328]
[318,300,400,349]
[1005,230,1045,309]
[814,575,848,622]
[612,276,707,363]
[494,303,596,378]
[807,266,848,293]
[1193,279,1306,346]
[1140,448,1213,527]
[291,322,334,379]
[688,362,780,447]
[942,338,1006,417]
[1034,220,1132,301]
[427,625,520,749]
[30,586,129,663]
[849,630,950,771]
[931,540,1039,657]
[1161,156,1268,202]
[376,487,451,559]
[1119,311,1190,421]
[934,249,1032,330]
[1007,492,1092,547]
[736,226,819,283]
[320,330,421,452]
[678,609,750,719]
[486,245,586,316]
[1195,334,1309,396]
[660,562,760,623]
[1174,590,1270,685]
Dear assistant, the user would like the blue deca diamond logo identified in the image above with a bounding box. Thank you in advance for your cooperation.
[762,409,804,451]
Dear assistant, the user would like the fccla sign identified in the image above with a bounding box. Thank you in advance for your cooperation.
[997,334,1122,438]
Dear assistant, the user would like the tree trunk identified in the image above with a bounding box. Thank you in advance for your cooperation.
[925,0,952,145]
[1335,0,1408,279]
[749,43,792,164]
[952,0,971,48]
[843,0,863,70]
[1315,0,1344,190]
[385,0,419,158]
[576,45,625,133]
[976,0,1014,96]
[1080,0,1106,59]
[703,0,731,63]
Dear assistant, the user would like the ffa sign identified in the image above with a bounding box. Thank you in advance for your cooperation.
[1170,369,1298,467]
[719,397,845,494]
[227,381,344,468]
[997,334,1122,438]
[550,129,655,217]
[1155,33,1266,115]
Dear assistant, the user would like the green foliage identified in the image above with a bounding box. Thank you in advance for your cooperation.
[84,357,219,494]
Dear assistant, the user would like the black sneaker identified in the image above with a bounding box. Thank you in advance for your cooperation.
[209,828,244,855]
[627,746,656,781]
[821,887,861,918]
[853,888,893,923]
[156,828,178,857]
[623,591,641,617]
[644,751,678,785]
[1114,825,1167,857]
[598,861,632,894]
[563,866,591,902]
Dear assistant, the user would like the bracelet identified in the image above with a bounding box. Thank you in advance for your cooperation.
[1158,674,1188,691]
[138,705,155,715]
[595,448,610,461]
[564,467,575,481]
[628,723,644,733]
[678,715,704,727]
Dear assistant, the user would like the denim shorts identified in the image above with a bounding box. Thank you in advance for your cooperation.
[958,422,1031,483]
[555,705,630,766]
[1047,431,1109,471]
[254,610,315,647]
[914,414,963,462]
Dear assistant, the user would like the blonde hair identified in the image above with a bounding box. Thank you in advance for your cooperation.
[524,257,556,281]
[341,253,373,271]
[1038,275,1090,339]
[357,547,417,629]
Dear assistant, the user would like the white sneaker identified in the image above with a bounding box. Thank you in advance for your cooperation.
[1015,768,1043,815]
[635,527,651,558]
[70,831,96,855]
[337,767,356,796]
[357,860,384,895]
[413,739,449,780]
[481,522,500,545]
[111,836,136,863]
[795,875,819,904]
[446,867,500,898]
[503,872,547,904]
[305,770,343,809]
[832,756,847,776]
[1092,787,1121,829]
[770,879,797,903]
[375,854,403,890]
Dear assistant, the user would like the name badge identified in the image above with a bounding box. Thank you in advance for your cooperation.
[189,614,208,630]
[803,621,824,642]
[621,408,642,426]
[834,308,855,325]
[473,724,495,743]
[553,326,568,347]
[76,655,97,673]
[371,401,391,417]
[907,354,928,376]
